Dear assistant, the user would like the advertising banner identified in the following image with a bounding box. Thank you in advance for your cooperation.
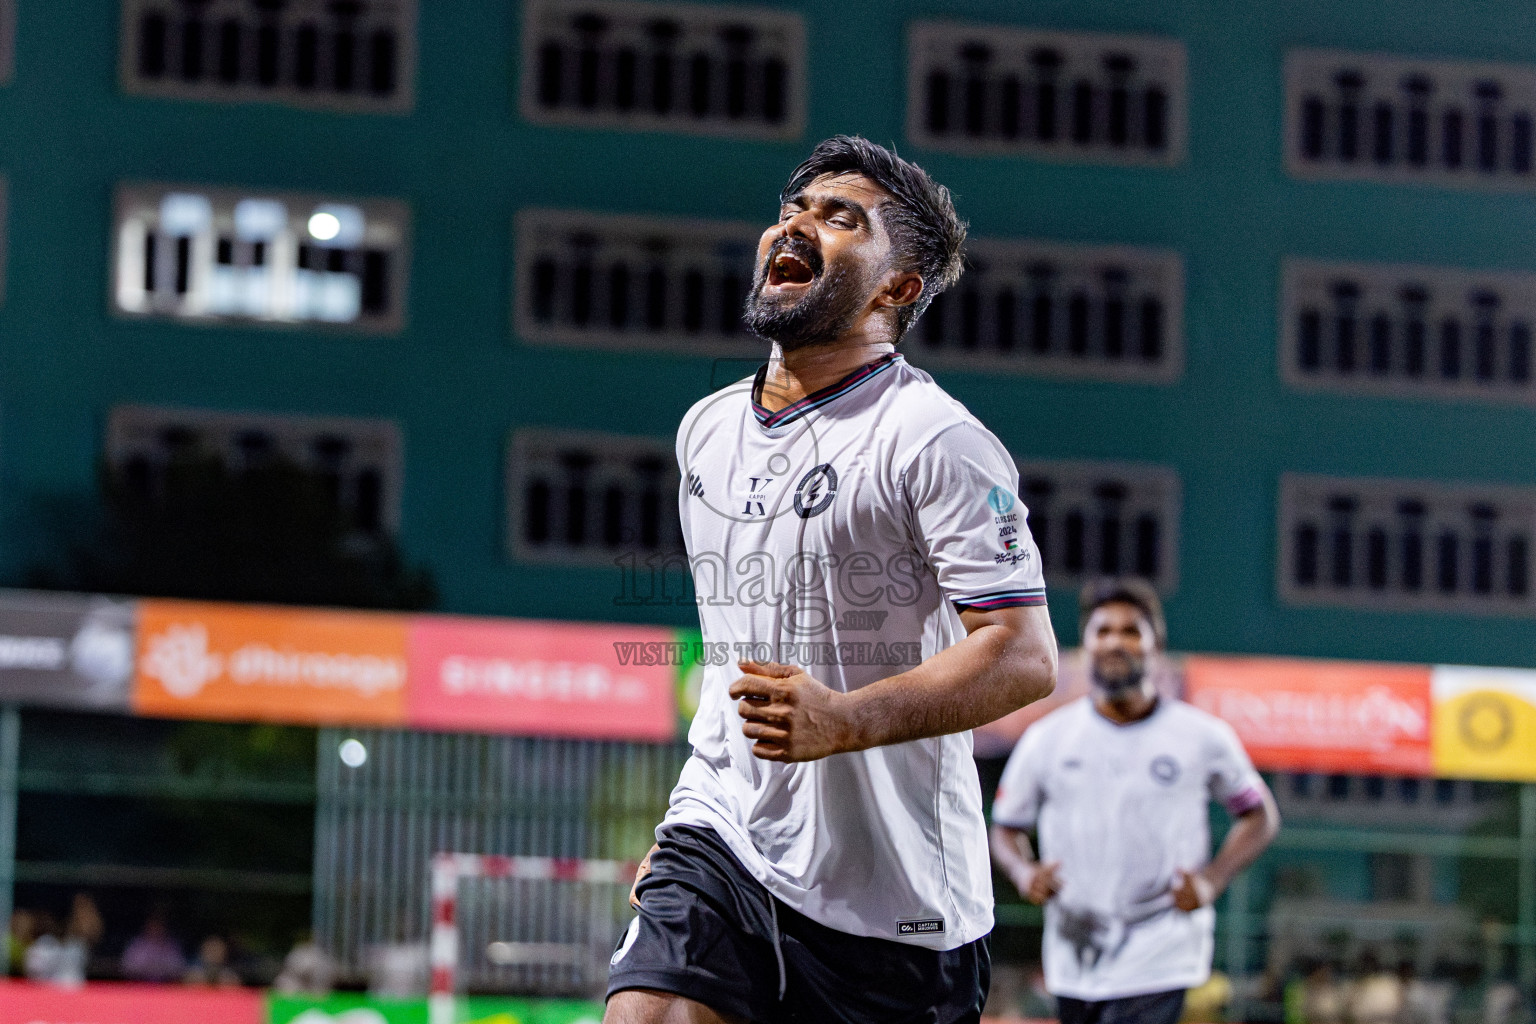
[0,590,135,710]
[0,981,263,1024]
[267,995,603,1024]
[406,617,678,742]
[1184,656,1433,775]
[1431,665,1536,781]
[133,600,409,726]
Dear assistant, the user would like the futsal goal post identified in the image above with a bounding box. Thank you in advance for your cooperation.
[428,853,637,1024]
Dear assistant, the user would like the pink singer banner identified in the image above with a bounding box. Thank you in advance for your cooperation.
[406,617,679,742]
[0,982,262,1024]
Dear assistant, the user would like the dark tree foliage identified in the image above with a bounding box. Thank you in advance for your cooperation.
[17,449,436,969]
[29,452,435,611]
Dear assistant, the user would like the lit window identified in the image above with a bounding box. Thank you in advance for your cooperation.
[907,22,1187,165]
[120,0,416,112]
[107,405,401,537]
[1287,49,1536,192]
[113,183,409,331]
[520,0,805,140]
[1010,459,1181,595]
[1280,474,1536,615]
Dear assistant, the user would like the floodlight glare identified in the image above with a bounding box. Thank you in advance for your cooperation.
[308,211,342,241]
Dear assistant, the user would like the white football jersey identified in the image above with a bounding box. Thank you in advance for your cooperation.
[662,352,1047,950]
[993,697,1267,999]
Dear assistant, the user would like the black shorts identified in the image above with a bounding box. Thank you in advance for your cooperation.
[606,823,990,1024]
[1056,989,1186,1024]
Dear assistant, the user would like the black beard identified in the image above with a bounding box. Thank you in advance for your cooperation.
[1090,654,1147,697]
[743,241,871,352]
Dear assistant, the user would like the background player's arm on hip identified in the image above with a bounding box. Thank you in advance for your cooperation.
[731,605,1056,761]
[1172,781,1281,911]
[990,823,1061,904]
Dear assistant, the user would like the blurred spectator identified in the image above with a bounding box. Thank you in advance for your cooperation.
[183,936,241,988]
[1349,951,1405,1024]
[65,894,103,950]
[1302,961,1348,1024]
[366,941,429,998]
[6,909,36,977]
[1283,966,1308,1024]
[1400,961,1453,1024]
[1481,979,1526,1024]
[23,912,86,988]
[65,893,104,979]
[120,910,185,983]
[272,933,337,995]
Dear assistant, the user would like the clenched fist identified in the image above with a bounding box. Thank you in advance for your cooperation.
[730,660,858,762]
[1171,868,1216,911]
[1012,861,1062,905]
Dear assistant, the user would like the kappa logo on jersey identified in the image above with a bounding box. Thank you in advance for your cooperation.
[741,475,774,516]
[687,473,705,498]
[1150,754,1181,784]
[793,464,838,518]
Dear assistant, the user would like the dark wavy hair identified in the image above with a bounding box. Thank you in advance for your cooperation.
[780,135,967,340]
[1078,576,1167,651]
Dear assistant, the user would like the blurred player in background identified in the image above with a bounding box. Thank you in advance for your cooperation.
[604,136,1059,1023]
[990,578,1280,1024]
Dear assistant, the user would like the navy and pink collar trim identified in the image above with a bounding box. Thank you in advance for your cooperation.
[751,353,902,428]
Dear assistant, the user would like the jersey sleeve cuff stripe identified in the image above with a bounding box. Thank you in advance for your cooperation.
[1224,787,1265,816]
[953,589,1047,611]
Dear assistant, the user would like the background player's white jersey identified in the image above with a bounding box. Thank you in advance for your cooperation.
[663,353,1046,950]
[993,697,1266,999]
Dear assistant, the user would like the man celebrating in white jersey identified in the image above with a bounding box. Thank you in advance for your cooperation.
[990,579,1280,1024]
[605,136,1059,1024]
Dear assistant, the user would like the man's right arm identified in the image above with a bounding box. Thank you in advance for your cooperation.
[989,824,1060,905]
[989,734,1061,904]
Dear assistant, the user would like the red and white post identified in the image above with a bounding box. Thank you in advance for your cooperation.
[429,853,636,1024]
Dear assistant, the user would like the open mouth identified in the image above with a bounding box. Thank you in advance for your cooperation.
[766,247,817,289]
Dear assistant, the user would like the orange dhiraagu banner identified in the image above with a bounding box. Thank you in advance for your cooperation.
[132,599,408,725]
[1184,656,1433,776]
[1431,665,1536,781]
